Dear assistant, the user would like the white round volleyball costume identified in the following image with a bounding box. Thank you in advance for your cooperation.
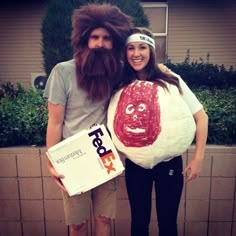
[107,74,202,169]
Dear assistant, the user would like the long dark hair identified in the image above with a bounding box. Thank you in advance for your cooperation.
[119,27,182,94]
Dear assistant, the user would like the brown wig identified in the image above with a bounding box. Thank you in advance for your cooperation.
[121,27,183,94]
[71,3,132,101]
[71,3,132,58]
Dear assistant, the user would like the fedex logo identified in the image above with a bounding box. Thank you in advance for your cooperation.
[88,127,116,174]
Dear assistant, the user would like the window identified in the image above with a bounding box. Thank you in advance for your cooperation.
[142,3,168,63]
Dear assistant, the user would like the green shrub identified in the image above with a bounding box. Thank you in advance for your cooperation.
[166,51,236,89]
[41,0,78,76]
[1,82,235,147]
[0,83,48,147]
[194,87,236,145]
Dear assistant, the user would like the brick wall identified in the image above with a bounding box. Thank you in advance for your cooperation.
[0,145,235,236]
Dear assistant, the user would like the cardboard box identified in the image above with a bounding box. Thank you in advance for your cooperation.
[46,124,124,196]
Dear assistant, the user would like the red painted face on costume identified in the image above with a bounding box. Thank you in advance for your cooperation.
[114,81,161,147]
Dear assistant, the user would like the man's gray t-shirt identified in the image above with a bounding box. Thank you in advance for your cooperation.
[44,59,109,139]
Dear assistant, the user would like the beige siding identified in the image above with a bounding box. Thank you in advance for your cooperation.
[168,0,236,68]
[0,1,235,88]
[0,3,46,88]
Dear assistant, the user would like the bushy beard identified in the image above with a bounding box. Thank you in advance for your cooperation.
[75,48,121,101]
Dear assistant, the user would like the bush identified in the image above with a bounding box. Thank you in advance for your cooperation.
[1,82,235,147]
[0,82,48,147]
[41,0,78,76]
[166,51,236,89]
[194,87,236,145]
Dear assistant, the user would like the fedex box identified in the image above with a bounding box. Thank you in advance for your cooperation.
[46,124,124,196]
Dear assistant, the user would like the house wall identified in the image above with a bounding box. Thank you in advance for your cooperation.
[0,145,236,236]
[0,1,235,88]
[167,0,236,68]
[0,2,46,88]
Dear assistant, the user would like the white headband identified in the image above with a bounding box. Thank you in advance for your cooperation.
[126,33,155,49]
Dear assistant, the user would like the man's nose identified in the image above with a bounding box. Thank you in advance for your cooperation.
[96,38,103,48]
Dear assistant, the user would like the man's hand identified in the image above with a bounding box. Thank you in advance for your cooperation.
[47,161,67,192]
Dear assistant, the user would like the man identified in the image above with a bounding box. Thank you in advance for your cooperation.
[44,4,132,236]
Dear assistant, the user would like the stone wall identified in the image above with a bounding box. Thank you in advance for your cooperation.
[0,145,235,236]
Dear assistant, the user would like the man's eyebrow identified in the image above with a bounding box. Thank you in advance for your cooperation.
[104,35,112,39]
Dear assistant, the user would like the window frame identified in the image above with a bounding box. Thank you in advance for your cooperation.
[142,3,168,62]
[142,2,168,37]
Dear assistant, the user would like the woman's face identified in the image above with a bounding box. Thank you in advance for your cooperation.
[126,41,150,74]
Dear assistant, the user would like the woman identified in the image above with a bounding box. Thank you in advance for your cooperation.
[107,27,208,236]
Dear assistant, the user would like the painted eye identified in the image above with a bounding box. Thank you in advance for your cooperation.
[126,104,135,114]
[138,103,146,112]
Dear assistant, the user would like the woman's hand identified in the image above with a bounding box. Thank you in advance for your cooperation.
[183,109,208,183]
[182,158,203,182]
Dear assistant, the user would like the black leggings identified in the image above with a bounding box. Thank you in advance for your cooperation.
[125,156,183,236]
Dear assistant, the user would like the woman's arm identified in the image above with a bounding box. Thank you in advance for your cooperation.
[46,101,67,191]
[182,108,208,182]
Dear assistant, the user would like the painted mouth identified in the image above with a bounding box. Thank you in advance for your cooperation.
[126,127,145,133]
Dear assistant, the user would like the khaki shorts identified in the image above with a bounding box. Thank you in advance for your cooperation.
[62,178,118,225]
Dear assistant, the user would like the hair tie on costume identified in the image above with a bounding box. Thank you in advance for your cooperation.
[126,33,155,49]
